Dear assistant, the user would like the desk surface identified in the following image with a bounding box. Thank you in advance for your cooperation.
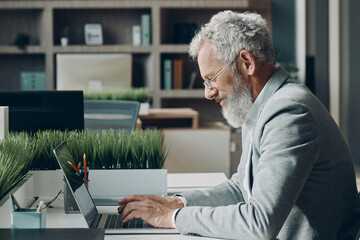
[0,172,228,240]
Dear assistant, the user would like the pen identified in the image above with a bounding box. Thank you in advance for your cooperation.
[10,193,22,211]
[37,200,44,212]
[67,161,81,175]
[83,153,87,182]
[9,193,15,211]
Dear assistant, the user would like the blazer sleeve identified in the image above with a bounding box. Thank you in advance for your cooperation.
[175,100,320,240]
[179,173,245,207]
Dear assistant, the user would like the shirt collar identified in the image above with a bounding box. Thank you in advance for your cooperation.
[243,67,290,127]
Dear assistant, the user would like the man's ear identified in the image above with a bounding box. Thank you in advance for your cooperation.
[238,50,256,76]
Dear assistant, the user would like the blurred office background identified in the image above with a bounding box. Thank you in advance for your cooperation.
[0,0,359,171]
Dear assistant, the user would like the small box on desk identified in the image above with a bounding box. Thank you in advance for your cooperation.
[11,208,46,229]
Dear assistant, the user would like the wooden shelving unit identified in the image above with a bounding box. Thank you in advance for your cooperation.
[0,0,271,122]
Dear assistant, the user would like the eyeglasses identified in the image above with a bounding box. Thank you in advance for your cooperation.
[203,56,238,89]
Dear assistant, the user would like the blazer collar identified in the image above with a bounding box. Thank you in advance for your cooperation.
[244,67,290,128]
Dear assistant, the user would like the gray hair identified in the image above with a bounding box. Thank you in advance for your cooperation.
[189,10,274,65]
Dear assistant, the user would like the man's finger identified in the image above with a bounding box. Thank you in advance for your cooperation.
[122,210,143,224]
[121,201,142,222]
[117,204,125,213]
[118,194,146,204]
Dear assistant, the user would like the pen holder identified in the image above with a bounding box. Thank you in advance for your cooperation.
[11,208,47,229]
[63,179,80,213]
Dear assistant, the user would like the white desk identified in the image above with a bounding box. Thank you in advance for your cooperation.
[0,172,228,240]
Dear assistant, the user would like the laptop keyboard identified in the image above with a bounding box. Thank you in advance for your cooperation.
[93,214,144,229]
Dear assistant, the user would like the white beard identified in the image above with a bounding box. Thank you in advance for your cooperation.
[221,75,253,128]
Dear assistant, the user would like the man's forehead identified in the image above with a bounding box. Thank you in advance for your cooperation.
[198,40,215,62]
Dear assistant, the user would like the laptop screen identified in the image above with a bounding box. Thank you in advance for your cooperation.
[53,141,97,223]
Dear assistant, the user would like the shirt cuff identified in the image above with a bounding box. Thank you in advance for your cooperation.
[171,208,181,228]
[172,194,187,207]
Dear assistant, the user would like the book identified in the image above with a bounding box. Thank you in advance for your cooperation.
[132,25,141,46]
[20,72,46,90]
[163,59,172,90]
[141,14,151,45]
[187,72,197,89]
[173,59,183,89]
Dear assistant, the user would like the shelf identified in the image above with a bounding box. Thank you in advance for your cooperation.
[0,0,271,115]
[159,90,204,98]
[52,45,152,53]
[53,8,151,45]
[159,45,189,53]
[0,46,44,54]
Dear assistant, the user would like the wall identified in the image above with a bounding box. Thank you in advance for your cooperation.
[342,0,360,166]
[271,0,295,64]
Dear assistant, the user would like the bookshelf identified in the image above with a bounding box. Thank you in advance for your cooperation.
[0,0,271,123]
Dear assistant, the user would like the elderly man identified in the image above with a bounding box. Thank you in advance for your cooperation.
[118,11,360,239]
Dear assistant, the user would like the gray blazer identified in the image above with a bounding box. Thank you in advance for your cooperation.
[175,68,360,240]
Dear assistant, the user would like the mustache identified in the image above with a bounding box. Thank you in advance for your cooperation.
[215,95,227,104]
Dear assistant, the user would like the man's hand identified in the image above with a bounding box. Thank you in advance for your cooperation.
[118,195,184,228]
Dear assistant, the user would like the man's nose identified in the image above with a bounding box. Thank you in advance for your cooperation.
[205,87,218,100]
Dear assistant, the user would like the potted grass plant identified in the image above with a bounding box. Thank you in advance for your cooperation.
[0,129,168,205]
[83,87,150,115]
[0,132,34,207]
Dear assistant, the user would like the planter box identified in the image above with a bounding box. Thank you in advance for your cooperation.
[88,169,167,199]
[27,169,167,198]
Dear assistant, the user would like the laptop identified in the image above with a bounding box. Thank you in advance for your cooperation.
[53,141,179,234]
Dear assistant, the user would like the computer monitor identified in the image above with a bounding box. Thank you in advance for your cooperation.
[56,53,132,91]
[0,91,84,133]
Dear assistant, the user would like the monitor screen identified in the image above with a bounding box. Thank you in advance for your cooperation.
[0,91,84,133]
[56,53,132,91]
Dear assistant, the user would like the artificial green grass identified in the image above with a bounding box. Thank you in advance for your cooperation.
[0,133,34,200]
[0,129,168,200]
[83,87,149,103]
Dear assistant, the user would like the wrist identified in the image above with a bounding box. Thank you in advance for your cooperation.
[171,208,181,229]
[174,197,184,208]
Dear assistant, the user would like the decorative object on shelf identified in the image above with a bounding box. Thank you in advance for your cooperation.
[60,26,69,46]
[13,33,30,51]
[132,25,141,46]
[84,23,103,45]
[20,72,46,90]
[141,14,151,45]
[174,23,197,44]
[0,106,8,141]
